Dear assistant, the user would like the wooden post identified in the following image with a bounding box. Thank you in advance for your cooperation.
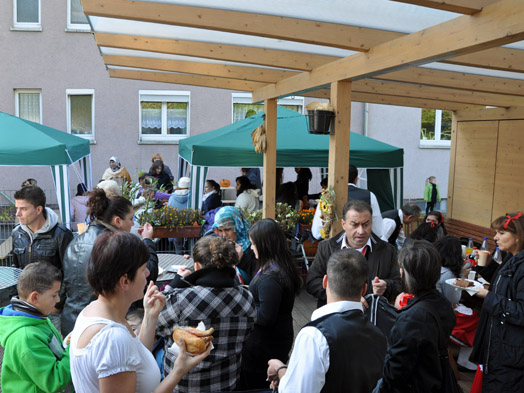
[262,98,277,219]
[328,81,352,236]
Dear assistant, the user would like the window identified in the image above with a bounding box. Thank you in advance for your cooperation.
[139,91,190,142]
[67,89,95,141]
[13,0,41,30]
[15,89,41,123]
[420,109,452,148]
[232,93,304,123]
[67,0,90,31]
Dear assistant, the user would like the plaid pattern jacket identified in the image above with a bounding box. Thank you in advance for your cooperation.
[157,284,256,393]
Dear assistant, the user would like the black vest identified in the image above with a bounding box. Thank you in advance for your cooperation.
[306,309,387,393]
[383,209,402,245]
[347,185,371,206]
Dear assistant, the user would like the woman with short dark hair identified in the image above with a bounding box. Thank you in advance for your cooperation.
[376,240,456,393]
[69,232,209,393]
[239,219,302,389]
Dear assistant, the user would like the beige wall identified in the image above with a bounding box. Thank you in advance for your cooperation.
[449,108,524,227]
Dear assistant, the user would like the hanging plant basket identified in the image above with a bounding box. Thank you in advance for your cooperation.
[307,110,335,135]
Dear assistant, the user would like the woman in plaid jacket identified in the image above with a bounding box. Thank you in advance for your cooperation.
[157,236,256,393]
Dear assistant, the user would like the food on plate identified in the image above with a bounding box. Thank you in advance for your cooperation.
[172,326,214,354]
[454,278,475,288]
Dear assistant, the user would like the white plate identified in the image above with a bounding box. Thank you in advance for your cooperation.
[169,265,186,272]
[157,266,164,276]
[445,278,483,293]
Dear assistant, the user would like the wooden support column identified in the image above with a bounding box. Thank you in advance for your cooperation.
[328,81,352,236]
[262,99,277,219]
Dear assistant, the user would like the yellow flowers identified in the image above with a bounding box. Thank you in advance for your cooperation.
[298,208,315,225]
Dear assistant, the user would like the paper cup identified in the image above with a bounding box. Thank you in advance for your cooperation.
[478,250,490,266]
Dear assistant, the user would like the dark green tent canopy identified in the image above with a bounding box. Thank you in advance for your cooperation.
[0,112,90,165]
[179,106,403,168]
[0,111,92,226]
[180,107,403,211]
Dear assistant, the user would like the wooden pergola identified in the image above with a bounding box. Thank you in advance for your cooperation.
[81,0,524,234]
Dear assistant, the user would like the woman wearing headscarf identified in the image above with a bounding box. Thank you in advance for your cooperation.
[212,206,256,283]
[101,156,132,184]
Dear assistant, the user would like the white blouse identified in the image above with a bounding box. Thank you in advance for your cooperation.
[70,312,160,393]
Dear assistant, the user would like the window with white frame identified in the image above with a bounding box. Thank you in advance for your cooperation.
[420,109,452,148]
[13,0,41,30]
[67,0,90,31]
[139,91,190,142]
[232,93,304,123]
[15,89,41,123]
[67,89,94,140]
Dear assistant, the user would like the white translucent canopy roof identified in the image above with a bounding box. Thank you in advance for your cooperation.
[84,0,524,109]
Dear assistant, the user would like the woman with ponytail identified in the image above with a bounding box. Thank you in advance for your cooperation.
[60,188,158,336]
[157,236,256,393]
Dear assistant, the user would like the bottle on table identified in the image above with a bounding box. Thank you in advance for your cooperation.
[480,237,489,252]
[465,238,474,264]
[469,247,478,267]
[493,247,502,264]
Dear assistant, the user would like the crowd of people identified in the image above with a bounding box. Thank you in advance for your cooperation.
[0,163,523,393]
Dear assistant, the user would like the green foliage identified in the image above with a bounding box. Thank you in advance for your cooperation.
[243,203,299,233]
[0,206,15,223]
[137,205,203,229]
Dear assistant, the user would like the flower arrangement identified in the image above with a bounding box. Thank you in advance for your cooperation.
[297,208,315,225]
[243,203,299,233]
[318,187,337,239]
[137,205,203,229]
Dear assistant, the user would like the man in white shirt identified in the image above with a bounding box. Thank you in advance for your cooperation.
[382,204,421,249]
[311,165,385,240]
[267,249,387,393]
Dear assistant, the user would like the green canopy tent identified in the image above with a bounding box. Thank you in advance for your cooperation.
[0,112,92,227]
[179,106,403,211]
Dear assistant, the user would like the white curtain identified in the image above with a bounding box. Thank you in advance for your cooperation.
[18,92,40,123]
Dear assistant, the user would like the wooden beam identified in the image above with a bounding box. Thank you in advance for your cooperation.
[376,67,524,97]
[353,80,523,108]
[82,0,400,51]
[300,89,482,111]
[107,69,265,91]
[102,55,296,83]
[253,0,524,102]
[445,47,524,74]
[262,99,277,219]
[328,81,352,236]
[391,0,496,14]
[95,33,336,72]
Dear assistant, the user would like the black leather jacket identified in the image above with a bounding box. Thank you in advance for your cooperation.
[60,221,158,336]
[11,219,73,271]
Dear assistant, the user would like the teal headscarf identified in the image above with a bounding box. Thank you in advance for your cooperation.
[212,207,251,251]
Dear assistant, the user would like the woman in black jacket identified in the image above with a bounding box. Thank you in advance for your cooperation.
[149,159,173,193]
[239,219,302,389]
[60,189,158,336]
[470,212,524,393]
[201,179,222,213]
[377,240,456,393]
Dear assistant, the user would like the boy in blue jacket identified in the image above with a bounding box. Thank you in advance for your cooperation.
[0,262,73,392]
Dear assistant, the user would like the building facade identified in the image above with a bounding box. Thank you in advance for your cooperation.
[0,0,449,206]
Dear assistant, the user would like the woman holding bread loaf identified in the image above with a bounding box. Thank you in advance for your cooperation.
[470,212,524,393]
[68,232,209,393]
[157,236,256,393]
[239,218,302,389]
